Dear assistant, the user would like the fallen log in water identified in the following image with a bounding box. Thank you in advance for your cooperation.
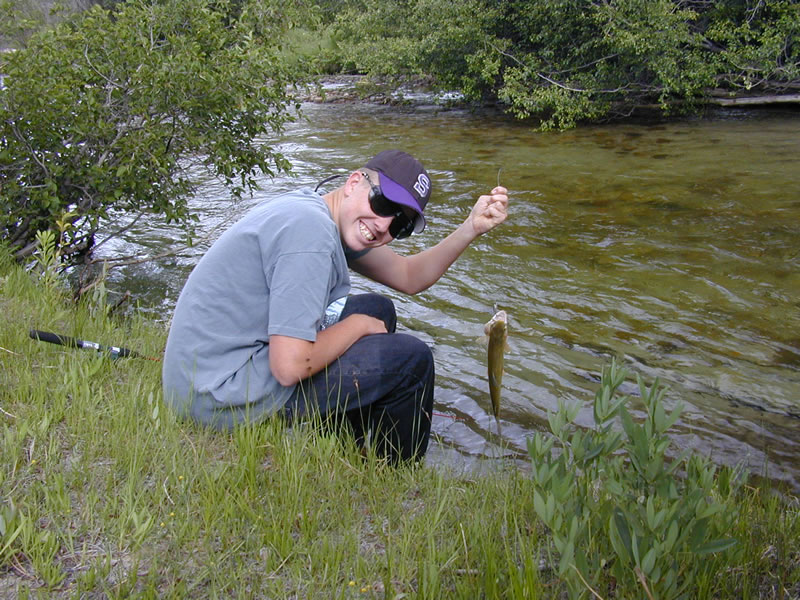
[706,93,800,106]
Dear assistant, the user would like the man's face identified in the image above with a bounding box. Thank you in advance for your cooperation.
[340,173,411,250]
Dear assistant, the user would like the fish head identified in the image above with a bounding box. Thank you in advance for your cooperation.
[484,310,508,335]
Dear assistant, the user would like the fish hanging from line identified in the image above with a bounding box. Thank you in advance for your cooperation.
[484,309,508,421]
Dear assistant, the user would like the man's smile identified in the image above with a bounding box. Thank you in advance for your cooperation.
[359,220,376,242]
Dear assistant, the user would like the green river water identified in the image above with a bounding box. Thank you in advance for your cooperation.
[104,99,800,490]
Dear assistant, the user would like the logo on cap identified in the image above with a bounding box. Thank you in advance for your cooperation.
[413,174,431,199]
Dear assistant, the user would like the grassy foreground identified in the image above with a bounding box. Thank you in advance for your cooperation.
[1,250,799,599]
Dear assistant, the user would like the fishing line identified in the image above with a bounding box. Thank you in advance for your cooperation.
[432,411,463,422]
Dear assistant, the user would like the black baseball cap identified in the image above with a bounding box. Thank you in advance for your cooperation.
[365,150,432,234]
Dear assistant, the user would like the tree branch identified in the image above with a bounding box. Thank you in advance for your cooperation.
[91,211,146,255]
[489,41,630,94]
[10,121,49,178]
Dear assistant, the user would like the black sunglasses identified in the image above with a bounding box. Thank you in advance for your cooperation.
[361,172,416,240]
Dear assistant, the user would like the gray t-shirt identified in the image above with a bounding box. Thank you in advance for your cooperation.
[162,188,351,429]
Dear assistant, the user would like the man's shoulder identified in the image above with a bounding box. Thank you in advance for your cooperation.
[233,188,338,255]
[273,186,324,205]
[245,187,329,225]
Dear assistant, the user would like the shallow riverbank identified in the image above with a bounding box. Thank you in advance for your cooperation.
[299,74,470,107]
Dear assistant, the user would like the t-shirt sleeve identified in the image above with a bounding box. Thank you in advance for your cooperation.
[267,250,335,341]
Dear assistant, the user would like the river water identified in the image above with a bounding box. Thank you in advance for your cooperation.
[103,98,800,490]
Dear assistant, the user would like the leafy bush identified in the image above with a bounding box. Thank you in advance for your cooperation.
[498,0,713,128]
[702,0,800,94]
[329,0,799,128]
[333,0,503,99]
[527,359,743,599]
[0,0,298,263]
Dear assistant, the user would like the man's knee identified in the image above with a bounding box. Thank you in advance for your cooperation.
[394,334,434,379]
[343,293,397,332]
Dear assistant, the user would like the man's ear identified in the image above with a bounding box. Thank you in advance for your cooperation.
[344,171,363,196]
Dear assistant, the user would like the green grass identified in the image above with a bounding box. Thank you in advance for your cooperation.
[1,249,798,599]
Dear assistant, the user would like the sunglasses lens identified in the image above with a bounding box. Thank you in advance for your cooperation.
[368,193,400,218]
[389,214,415,240]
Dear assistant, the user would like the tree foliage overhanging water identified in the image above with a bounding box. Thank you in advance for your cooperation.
[329,0,800,128]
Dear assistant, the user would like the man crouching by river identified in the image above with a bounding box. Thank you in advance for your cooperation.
[162,150,509,463]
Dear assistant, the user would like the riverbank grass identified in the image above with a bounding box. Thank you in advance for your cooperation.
[1,249,798,598]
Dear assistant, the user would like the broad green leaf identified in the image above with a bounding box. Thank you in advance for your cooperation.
[646,496,656,529]
[641,546,657,576]
[694,537,737,555]
[654,399,666,432]
[557,539,575,578]
[612,509,633,561]
[533,490,547,523]
[689,518,709,550]
[664,401,684,430]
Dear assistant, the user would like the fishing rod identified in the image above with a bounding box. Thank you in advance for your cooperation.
[29,329,159,361]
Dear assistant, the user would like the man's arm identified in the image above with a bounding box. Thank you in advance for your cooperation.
[269,313,387,386]
[351,186,509,294]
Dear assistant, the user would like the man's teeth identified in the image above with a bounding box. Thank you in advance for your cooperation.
[360,222,375,241]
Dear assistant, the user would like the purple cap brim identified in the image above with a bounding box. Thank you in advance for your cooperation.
[380,174,427,233]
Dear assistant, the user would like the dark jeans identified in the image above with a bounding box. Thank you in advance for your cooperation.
[284,293,434,463]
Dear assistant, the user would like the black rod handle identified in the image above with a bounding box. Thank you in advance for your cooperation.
[30,329,135,358]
